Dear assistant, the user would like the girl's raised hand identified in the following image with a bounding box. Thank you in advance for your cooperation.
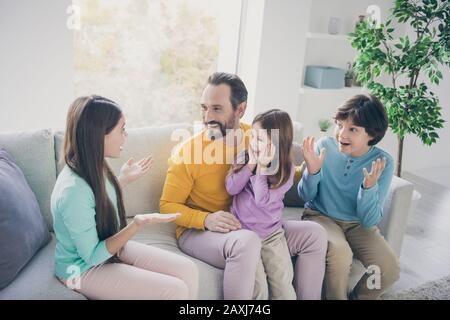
[300,137,326,175]
[362,157,386,189]
[119,155,154,188]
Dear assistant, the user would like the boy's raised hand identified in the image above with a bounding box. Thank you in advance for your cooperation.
[300,136,326,175]
[362,157,386,189]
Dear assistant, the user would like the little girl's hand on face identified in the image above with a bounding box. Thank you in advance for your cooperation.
[247,146,258,172]
[258,142,276,168]
[362,157,386,189]
[301,137,326,175]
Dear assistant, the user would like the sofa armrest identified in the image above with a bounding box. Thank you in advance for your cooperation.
[378,175,414,257]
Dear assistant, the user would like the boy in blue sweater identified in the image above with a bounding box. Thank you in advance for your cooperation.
[298,94,400,300]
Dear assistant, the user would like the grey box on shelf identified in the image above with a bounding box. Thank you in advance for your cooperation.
[304,65,345,89]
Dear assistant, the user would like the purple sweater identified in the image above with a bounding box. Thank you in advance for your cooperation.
[225,165,295,238]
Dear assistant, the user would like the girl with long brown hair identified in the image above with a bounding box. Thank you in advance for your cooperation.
[51,95,198,299]
[225,109,325,300]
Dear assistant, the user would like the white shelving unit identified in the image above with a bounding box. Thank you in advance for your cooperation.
[305,32,350,41]
[297,0,396,137]
[299,85,364,95]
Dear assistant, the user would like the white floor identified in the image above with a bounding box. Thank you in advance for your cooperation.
[385,168,450,294]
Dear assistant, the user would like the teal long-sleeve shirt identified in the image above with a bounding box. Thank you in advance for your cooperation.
[51,166,119,279]
[298,136,394,228]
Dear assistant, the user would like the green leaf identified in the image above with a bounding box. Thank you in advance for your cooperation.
[351,0,448,149]
[430,132,439,139]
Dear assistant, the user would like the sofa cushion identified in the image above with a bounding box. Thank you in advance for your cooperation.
[0,234,86,299]
[282,206,305,221]
[283,142,305,208]
[0,129,56,230]
[283,183,305,208]
[0,149,52,289]
[54,131,65,176]
[129,219,223,299]
[107,123,194,217]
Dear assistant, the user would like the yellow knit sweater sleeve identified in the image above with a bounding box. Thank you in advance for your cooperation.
[294,162,305,183]
[159,149,209,231]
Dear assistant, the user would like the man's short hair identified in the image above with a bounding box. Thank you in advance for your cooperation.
[207,72,248,110]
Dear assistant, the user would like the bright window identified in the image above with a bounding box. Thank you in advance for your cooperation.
[74,0,242,128]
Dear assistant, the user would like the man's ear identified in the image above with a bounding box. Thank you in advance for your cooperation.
[237,101,247,119]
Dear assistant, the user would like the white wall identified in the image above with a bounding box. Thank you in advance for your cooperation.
[239,0,449,173]
[237,0,266,122]
[0,0,74,133]
[239,0,310,124]
[379,66,450,173]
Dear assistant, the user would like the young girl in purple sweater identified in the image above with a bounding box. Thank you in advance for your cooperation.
[225,109,325,300]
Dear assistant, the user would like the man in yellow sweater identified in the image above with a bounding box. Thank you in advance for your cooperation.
[160,72,327,300]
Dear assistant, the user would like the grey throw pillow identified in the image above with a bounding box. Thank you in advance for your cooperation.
[283,142,305,208]
[283,181,305,208]
[0,148,51,289]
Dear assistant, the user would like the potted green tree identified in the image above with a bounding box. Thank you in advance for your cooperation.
[349,0,449,177]
[345,62,354,87]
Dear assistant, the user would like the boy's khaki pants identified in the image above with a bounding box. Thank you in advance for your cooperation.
[302,208,400,300]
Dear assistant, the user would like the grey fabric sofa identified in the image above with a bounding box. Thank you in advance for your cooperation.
[0,123,414,299]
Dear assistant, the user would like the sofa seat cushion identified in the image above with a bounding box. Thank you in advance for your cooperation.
[282,206,305,221]
[0,149,52,289]
[0,234,86,300]
[129,219,223,300]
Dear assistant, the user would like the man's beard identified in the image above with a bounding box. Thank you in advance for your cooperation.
[204,118,236,141]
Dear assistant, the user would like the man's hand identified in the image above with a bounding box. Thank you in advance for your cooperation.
[363,157,386,189]
[204,211,242,233]
[300,136,326,175]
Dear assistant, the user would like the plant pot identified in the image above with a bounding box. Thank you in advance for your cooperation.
[345,78,353,87]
